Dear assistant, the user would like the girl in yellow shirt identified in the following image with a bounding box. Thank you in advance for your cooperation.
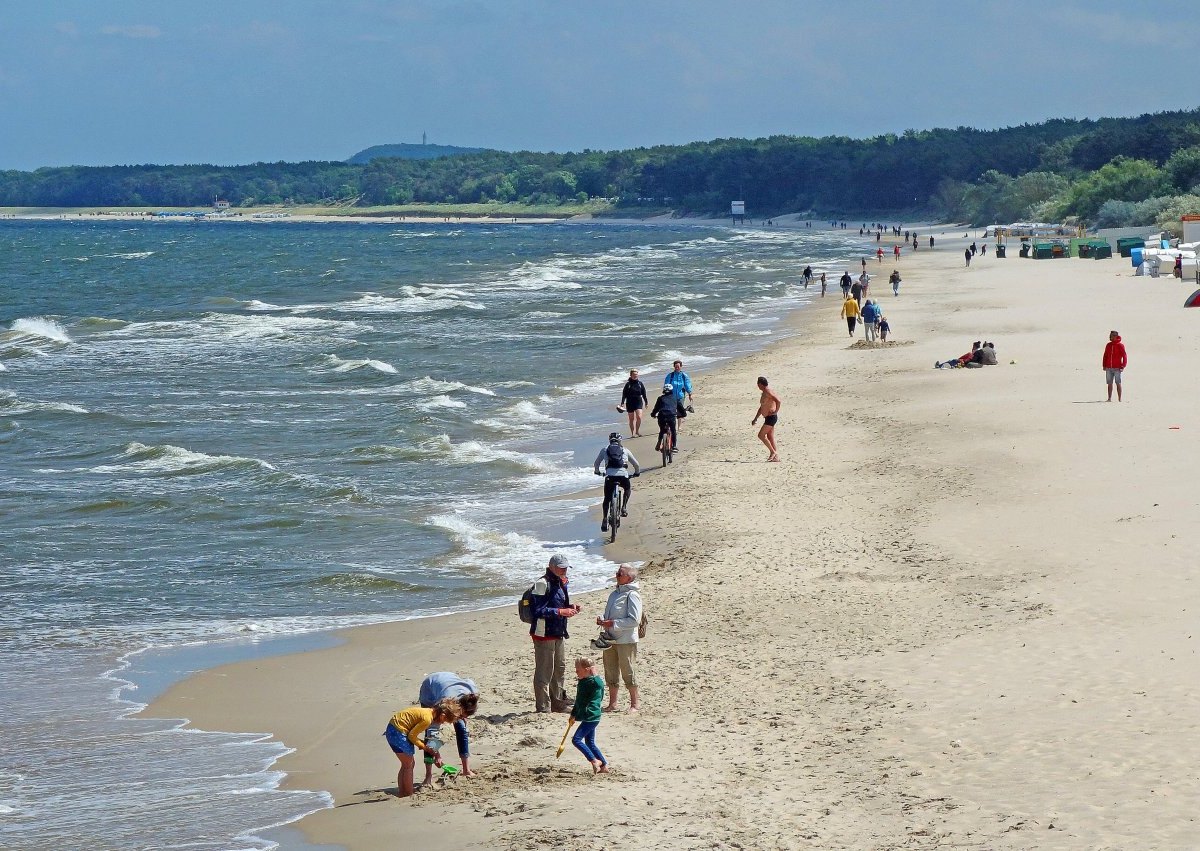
[384,699,461,797]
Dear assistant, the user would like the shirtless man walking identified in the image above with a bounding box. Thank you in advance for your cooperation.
[751,376,781,462]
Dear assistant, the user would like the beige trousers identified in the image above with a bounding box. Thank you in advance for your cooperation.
[602,642,638,689]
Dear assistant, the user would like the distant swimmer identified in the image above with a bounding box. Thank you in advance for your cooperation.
[751,376,781,462]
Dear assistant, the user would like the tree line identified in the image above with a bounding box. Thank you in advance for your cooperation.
[2,109,1199,231]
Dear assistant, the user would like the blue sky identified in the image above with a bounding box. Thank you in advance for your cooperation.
[1,0,1197,170]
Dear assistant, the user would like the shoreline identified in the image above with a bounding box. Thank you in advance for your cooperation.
[143,227,1200,849]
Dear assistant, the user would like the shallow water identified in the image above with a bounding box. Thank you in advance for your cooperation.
[0,218,859,849]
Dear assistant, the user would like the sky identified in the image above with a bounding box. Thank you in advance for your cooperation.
[1,0,1198,171]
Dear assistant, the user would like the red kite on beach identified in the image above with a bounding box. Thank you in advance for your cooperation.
[1185,289,1200,308]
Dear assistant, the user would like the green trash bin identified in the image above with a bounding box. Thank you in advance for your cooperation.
[1093,244,1112,259]
[995,244,1006,258]
[1116,237,1144,258]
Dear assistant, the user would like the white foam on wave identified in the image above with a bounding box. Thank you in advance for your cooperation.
[392,434,565,473]
[88,442,277,476]
[321,354,398,375]
[8,317,73,343]
[427,510,613,588]
[97,251,155,260]
[0,392,89,416]
[676,319,726,336]
[562,367,638,397]
[200,313,361,340]
[659,351,720,368]
[243,300,287,312]
[304,289,485,315]
[400,376,495,396]
[665,304,695,316]
[478,400,558,433]
[417,395,468,411]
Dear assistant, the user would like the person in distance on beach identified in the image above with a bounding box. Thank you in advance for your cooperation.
[619,369,648,437]
[751,376,781,462]
[802,265,813,289]
[530,554,579,713]
[417,672,480,783]
[850,276,863,307]
[964,247,972,267]
[840,270,853,298]
[879,314,891,342]
[820,272,827,298]
[1102,330,1127,401]
[890,269,901,296]
[840,294,861,337]
[596,563,642,712]
[384,698,461,797]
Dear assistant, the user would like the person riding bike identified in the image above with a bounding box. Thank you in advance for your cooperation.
[593,433,641,533]
[650,385,686,453]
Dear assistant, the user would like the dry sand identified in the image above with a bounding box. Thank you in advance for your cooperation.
[147,230,1200,849]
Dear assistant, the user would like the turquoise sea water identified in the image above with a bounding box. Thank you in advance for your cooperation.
[0,218,860,849]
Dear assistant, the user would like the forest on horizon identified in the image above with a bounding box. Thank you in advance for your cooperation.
[3,109,1200,232]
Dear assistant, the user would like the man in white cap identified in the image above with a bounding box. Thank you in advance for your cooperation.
[529,553,579,712]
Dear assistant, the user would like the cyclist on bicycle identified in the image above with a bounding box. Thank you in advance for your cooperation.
[593,433,641,533]
[650,384,686,453]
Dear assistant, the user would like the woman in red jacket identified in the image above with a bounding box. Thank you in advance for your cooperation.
[1103,330,1127,401]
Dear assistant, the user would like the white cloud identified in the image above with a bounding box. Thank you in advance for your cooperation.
[99,24,162,39]
[55,21,79,37]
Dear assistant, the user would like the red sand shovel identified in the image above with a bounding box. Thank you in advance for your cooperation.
[555,718,576,758]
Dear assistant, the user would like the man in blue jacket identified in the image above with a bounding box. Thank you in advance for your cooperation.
[665,360,693,410]
[530,553,579,712]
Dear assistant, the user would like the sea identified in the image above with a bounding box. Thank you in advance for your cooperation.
[0,217,860,850]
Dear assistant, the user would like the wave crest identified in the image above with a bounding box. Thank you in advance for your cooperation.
[88,442,276,477]
[7,317,73,343]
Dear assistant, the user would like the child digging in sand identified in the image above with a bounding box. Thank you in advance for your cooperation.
[384,698,461,797]
[570,657,608,774]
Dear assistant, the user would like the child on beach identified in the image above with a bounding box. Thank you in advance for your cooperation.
[570,657,608,774]
[879,315,891,342]
[384,698,461,797]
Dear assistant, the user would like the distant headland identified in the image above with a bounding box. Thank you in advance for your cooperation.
[1,109,1198,231]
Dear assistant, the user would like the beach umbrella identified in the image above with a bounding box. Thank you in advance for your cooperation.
[1184,289,1200,308]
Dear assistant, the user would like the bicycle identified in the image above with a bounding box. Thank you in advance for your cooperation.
[599,472,638,543]
[659,425,673,468]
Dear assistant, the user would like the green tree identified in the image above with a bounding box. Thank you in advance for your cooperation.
[1164,145,1200,192]
[1061,157,1166,221]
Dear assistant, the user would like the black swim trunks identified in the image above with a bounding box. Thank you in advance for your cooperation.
[764,414,778,426]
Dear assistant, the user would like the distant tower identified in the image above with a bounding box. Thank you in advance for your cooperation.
[422,131,427,146]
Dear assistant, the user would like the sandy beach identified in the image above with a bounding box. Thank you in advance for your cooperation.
[147,228,1200,849]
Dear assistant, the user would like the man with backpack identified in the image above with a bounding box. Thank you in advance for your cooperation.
[593,433,641,533]
[524,553,579,713]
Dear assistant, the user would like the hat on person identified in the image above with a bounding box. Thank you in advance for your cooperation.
[548,553,570,569]
[662,384,673,393]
